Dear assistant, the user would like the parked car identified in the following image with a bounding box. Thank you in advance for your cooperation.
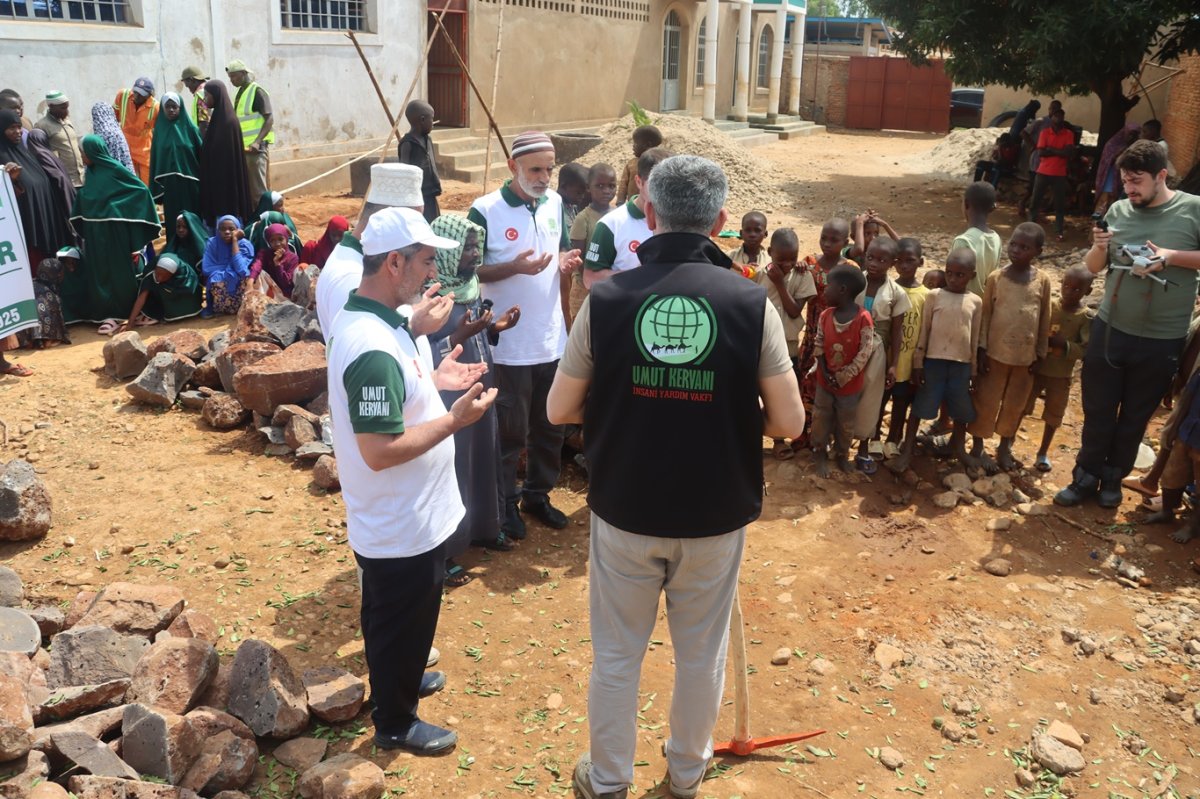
[950,88,985,129]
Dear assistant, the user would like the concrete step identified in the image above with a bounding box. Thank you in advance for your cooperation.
[711,119,750,132]
[776,124,826,140]
[725,126,780,148]
[442,162,514,184]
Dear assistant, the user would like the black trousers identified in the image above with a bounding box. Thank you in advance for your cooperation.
[1077,318,1183,477]
[1029,173,1067,235]
[496,361,564,505]
[355,541,446,735]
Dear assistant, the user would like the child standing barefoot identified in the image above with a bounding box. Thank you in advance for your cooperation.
[1024,266,1094,471]
[968,223,1053,472]
[888,250,983,473]
[812,265,876,477]
[729,211,769,278]
[886,238,930,456]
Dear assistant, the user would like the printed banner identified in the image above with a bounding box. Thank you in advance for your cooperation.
[0,170,36,338]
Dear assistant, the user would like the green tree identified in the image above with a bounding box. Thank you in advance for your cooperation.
[860,0,1200,145]
[807,0,840,17]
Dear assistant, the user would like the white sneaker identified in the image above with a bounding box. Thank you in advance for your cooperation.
[426,646,440,668]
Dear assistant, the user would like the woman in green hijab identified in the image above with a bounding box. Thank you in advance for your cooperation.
[149,93,202,234]
[65,135,161,325]
[426,214,523,581]
[162,211,210,272]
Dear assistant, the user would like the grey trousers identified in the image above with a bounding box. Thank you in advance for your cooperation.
[586,514,744,795]
[495,361,564,505]
[245,147,270,201]
[811,382,861,455]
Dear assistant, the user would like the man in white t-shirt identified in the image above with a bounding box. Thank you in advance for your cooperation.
[327,208,497,755]
[467,131,583,540]
[583,147,670,288]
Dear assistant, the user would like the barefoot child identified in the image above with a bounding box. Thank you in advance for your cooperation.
[812,264,875,477]
[846,211,899,265]
[888,249,983,472]
[1024,266,1093,471]
[565,162,616,326]
[853,236,910,471]
[755,228,817,458]
[616,124,662,204]
[886,238,930,456]
[952,181,1002,297]
[967,222,1053,472]
[729,211,768,278]
[796,219,855,447]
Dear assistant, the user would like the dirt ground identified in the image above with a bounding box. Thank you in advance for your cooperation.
[3,129,1199,799]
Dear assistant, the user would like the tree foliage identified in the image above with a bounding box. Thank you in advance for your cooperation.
[860,0,1200,142]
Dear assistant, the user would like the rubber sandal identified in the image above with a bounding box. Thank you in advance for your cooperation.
[96,319,120,336]
[773,440,795,461]
[444,562,472,588]
[1,363,33,377]
[473,533,515,552]
[134,314,159,327]
[1121,476,1158,499]
[883,442,901,459]
[868,440,885,460]
[1035,454,1052,472]
[855,454,878,475]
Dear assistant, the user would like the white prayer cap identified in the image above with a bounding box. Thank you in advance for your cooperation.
[366,163,424,209]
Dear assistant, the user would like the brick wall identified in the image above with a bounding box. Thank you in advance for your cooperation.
[785,53,850,127]
[1162,53,1200,177]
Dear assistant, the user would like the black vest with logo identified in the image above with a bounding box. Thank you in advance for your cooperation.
[584,232,767,538]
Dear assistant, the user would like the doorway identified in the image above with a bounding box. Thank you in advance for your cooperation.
[662,10,682,111]
[427,9,468,128]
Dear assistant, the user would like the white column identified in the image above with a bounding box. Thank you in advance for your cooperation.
[702,0,720,122]
[766,2,787,119]
[787,11,805,115]
[732,0,752,121]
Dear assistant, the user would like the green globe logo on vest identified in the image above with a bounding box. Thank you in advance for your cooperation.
[632,295,717,400]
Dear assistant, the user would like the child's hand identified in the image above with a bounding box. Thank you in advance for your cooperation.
[274,249,284,265]
[765,263,785,284]
[977,350,990,376]
[885,366,896,390]
[911,368,923,388]
[1048,333,1067,351]
[1028,357,1042,374]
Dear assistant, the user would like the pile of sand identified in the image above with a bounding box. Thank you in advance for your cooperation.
[914,126,1099,182]
[575,114,787,215]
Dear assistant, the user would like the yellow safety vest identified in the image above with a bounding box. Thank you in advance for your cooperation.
[235,82,274,147]
[116,89,158,129]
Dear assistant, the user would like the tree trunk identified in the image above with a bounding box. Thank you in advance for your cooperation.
[1092,75,1138,152]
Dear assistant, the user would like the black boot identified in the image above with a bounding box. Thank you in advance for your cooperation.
[1054,465,1100,507]
[501,501,527,540]
[1097,467,1124,509]
[1144,487,1183,524]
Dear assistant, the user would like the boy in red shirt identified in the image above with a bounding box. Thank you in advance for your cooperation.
[1028,108,1075,240]
[811,264,876,477]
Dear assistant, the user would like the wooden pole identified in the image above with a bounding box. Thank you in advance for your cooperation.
[347,30,397,131]
[481,4,505,194]
[432,12,510,160]
[729,586,751,745]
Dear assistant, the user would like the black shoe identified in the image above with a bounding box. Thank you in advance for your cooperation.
[375,719,457,755]
[472,533,516,552]
[502,502,527,540]
[1054,466,1099,507]
[419,670,446,698]
[520,497,569,529]
[1097,467,1124,509]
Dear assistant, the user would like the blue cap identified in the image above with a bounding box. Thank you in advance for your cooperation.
[132,77,155,97]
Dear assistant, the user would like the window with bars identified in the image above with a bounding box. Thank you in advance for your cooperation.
[280,0,368,31]
[756,25,772,89]
[694,19,706,90]
[0,0,130,24]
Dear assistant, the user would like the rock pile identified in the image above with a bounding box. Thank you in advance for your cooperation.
[0,573,378,799]
[105,291,338,492]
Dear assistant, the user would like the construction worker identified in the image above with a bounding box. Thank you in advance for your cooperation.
[180,65,210,136]
[226,59,274,201]
[113,77,158,186]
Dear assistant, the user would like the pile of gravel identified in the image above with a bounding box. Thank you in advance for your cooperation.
[912,126,1099,182]
[574,114,787,215]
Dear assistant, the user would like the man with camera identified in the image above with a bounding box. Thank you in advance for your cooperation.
[1056,140,1200,509]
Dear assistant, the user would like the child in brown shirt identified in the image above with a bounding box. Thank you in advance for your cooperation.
[616,125,662,204]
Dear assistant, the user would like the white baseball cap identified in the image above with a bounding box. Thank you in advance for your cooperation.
[361,208,458,256]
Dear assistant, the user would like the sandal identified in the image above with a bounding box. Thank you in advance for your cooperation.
[868,440,885,460]
[883,441,901,459]
[1035,454,1052,472]
[855,454,878,475]
[133,313,159,327]
[96,319,120,336]
[1121,476,1158,499]
[773,440,795,461]
[444,561,472,587]
[1,362,33,377]
[473,533,515,552]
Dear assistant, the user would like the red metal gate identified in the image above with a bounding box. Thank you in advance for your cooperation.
[845,57,951,133]
[427,7,468,128]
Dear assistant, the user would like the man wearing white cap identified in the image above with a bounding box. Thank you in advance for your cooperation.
[467,131,583,540]
[35,91,83,188]
[327,207,497,755]
[227,60,274,201]
[113,77,158,185]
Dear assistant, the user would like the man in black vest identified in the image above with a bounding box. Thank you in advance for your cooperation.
[548,155,805,799]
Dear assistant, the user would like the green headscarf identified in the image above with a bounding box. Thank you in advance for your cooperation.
[149,93,202,201]
[431,214,485,305]
[71,135,160,235]
[248,209,300,253]
[164,210,210,270]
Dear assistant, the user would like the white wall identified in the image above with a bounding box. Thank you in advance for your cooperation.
[0,0,423,165]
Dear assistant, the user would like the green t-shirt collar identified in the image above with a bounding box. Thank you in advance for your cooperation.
[627,196,646,220]
[345,290,407,330]
[501,179,547,211]
[340,232,363,254]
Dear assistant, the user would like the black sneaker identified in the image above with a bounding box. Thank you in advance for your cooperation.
[502,502,527,540]
[419,670,446,698]
[1054,466,1099,507]
[521,498,569,529]
[1097,467,1124,508]
[375,719,457,755]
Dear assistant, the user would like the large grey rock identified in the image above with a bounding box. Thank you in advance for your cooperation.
[33,679,129,724]
[178,391,208,411]
[0,672,33,762]
[294,442,333,461]
[0,566,22,607]
[225,639,308,739]
[68,775,201,799]
[297,754,384,799]
[295,310,323,343]
[0,460,52,542]
[0,608,43,656]
[127,638,218,714]
[120,703,204,785]
[291,265,319,311]
[47,626,148,688]
[51,730,139,779]
[261,302,306,348]
[1031,733,1086,775]
[31,706,125,756]
[207,331,230,358]
[74,582,185,638]
[127,353,197,407]
[25,605,65,639]
[102,332,148,380]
